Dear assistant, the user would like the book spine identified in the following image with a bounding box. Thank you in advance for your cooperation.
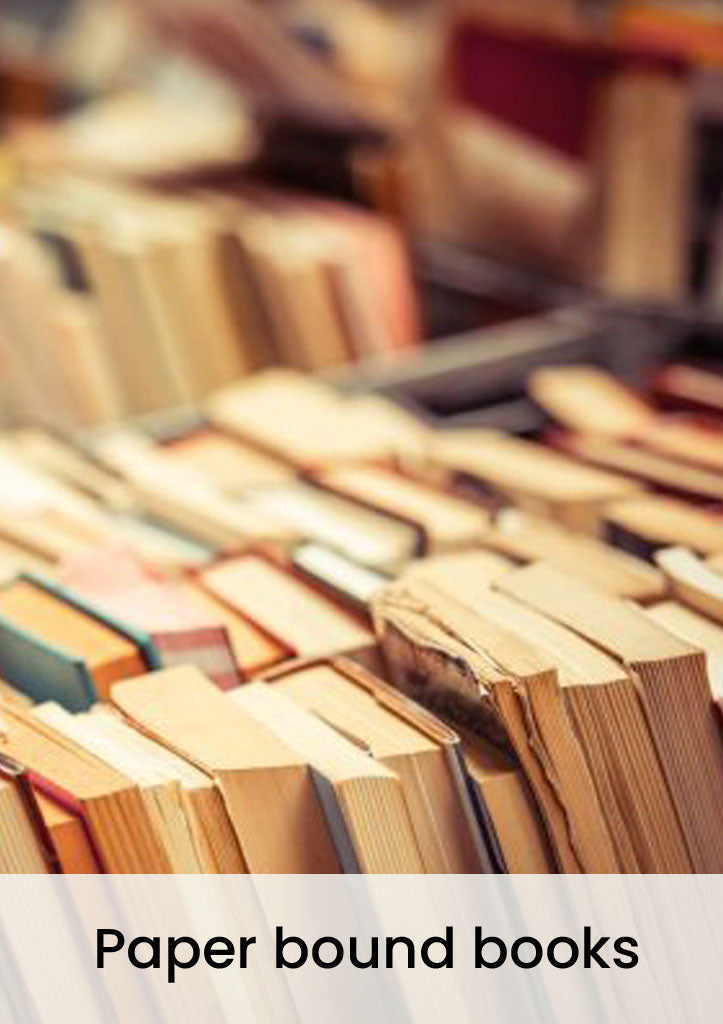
[0,754,62,874]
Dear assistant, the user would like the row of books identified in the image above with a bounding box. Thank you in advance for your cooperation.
[4,365,723,872]
[0,175,419,429]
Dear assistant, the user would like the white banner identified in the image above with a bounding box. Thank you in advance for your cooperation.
[0,874,721,1024]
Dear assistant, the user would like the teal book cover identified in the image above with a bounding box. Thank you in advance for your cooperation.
[0,614,96,712]
[0,574,163,711]
[21,572,163,671]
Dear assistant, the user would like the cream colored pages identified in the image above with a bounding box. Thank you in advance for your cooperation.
[111,666,340,873]
[401,550,514,605]
[320,464,490,549]
[496,562,723,873]
[605,496,723,554]
[486,510,664,601]
[529,365,655,437]
[207,369,425,466]
[647,601,723,700]
[200,557,372,656]
[431,430,640,504]
[656,547,723,625]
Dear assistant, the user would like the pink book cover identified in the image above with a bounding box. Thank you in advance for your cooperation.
[60,546,241,690]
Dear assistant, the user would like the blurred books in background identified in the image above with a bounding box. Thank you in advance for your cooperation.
[2,0,723,428]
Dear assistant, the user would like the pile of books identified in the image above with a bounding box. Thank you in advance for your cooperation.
[0,176,420,429]
[2,362,723,874]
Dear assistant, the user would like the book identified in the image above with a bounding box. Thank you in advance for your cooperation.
[9,175,421,417]
[34,791,100,874]
[61,548,242,690]
[70,188,252,410]
[111,666,342,872]
[442,581,668,872]
[90,429,297,549]
[137,0,381,131]
[114,221,250,399]
[496,562,723,873]
[316,463,490,552]
[0,754,55,873]
[11,178,254,418]
[0,448,125,565]
[455,727,554,874]
[265,656,489,872]
[37,294,125,428]
[604,495,723,557]
[410,103,593,272]
[0,434,216,573]
[301,197,420,354]
[652,363,723,418]
[372,576,618,873]
[159,427,293,495]
[483,585,691,872]
[646,601,723,706]
[243,482,422,571]
[77,229,190,414]
[290,542,389,613]
[207,369,428,469]
[529,364,656,437]
[231,682,426,873]
[180,577,290,680]
[400,549,515,604]
[198,553,374,661]
[0,224,119,431]
[241,214,354,371]
[597,67,690,300]
[201,187,420,364]
[484,509,666,601]
[94,512,215,573]
[0,574,151,710]
[0,705,175,871]
[88,705,245,873]
[9,430,132,510]
[655,546,723,626]
[532,365,723,479]
[430,429,641,532]
[33,702,204,873]
[29,87,258,181]
[556,431,723,504]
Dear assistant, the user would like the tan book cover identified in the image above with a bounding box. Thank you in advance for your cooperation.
[497,562,723,873]
[605,496,723,556]
[207,369,427,468]
[199,554,374,660]
[231,682,426,873]
[430,429,640,532]
[266,657,488,872]
[373,577,620,873]
[0,705,172,872]
[485,510,665,602]
[111,666,341,873]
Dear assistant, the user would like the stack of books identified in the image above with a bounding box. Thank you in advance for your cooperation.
[2,361,723,875]
[3,0,723,880]
[0,177,420,428]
